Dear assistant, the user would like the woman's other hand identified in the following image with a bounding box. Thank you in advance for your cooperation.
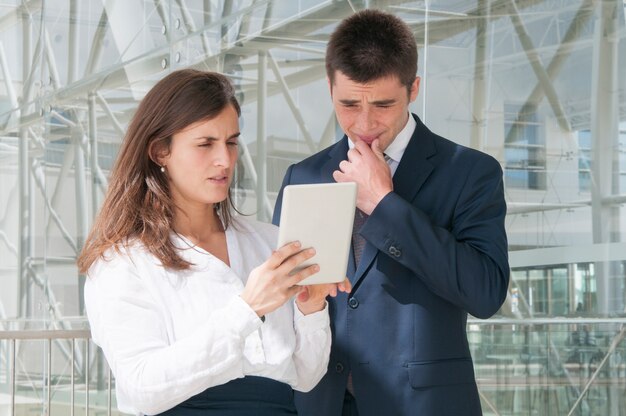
[240,241,318,318]
[296,278,352,315]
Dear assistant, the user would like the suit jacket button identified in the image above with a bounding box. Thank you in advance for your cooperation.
[335,362,344,373]
[348,297,359,309]
[389,245,401,257]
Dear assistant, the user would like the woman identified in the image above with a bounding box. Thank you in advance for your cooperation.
[78,69,349,415]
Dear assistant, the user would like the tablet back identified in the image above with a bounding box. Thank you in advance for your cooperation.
[277,182,357,285]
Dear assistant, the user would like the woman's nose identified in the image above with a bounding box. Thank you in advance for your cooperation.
[213,144,231,166]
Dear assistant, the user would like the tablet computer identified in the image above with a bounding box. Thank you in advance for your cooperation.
[277,182,357,285]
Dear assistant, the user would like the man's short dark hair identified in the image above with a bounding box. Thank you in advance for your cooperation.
[326,9,418,91]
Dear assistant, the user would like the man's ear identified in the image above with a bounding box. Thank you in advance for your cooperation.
[409,76,420,102]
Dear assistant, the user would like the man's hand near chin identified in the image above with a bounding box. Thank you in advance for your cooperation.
[333,139,393,215]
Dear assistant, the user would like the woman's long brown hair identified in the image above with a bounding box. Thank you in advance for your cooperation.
[77,69,241,273]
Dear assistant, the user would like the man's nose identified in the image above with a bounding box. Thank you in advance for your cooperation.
[355,107,375,130]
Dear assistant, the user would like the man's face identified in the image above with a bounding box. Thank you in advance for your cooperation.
[330,71,419,151]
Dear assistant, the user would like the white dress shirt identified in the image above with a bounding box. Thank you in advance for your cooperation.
[347,112,416,176]
[84,217,331,416]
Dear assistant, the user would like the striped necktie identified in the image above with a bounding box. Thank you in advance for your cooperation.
[352,209,368,265]
[351,154,391,265]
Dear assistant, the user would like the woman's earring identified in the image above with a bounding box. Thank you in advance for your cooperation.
[160,166,165,173]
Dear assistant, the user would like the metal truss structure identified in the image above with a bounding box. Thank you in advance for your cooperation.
[0,0,625,414]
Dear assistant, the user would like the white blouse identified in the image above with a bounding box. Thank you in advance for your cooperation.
[84,217,331,415]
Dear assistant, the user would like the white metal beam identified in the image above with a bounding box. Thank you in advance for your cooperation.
[43,28,61,89]
[100,0,157,100]
[507,0,572,133]
[89,93,102,222]
[31,160,78,253]
[256,51,268,222]
[84,8,108,77]
[17,8,33,317]
[470,0,489,150]
[176,0,212,56]
[0,42,18,109]
[68,0,80,84]
[590,0,622,344]
[505,0,594,145]
[267,51,317,153]
[510,241,626,268]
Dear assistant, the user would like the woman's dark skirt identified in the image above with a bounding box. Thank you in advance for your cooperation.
[156,376,297,415]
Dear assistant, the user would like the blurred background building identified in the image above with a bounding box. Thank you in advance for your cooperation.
[0,0,625,414]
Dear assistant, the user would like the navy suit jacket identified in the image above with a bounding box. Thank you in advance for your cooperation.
[272,114,509,416]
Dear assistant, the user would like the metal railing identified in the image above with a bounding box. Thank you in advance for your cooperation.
[0,329,113,416]
[1,318,626,416]
[469,318,626,416]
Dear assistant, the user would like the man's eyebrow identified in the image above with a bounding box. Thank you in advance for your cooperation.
[370,99,396,106]
[337,99,397,106]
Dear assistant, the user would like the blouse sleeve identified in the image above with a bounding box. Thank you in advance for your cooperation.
[290,299,331,392]
[85,252,263,415]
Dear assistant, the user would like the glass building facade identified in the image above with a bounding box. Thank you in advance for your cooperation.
[0,0,625,414]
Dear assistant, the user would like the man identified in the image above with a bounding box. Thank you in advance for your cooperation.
[272,9,509,416]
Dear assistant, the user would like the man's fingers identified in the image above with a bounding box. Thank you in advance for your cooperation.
[339,278,352,293]
[328,284,338,297]
[296,286,310,303]
[347,147,361,162]
[333,170,351,183]
[356,139,385,165]
[354,139,372,154]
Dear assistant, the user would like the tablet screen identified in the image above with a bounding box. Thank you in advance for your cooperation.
[277,182,357,285]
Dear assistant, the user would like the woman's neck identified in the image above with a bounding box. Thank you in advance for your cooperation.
[173,203,230,265]
[173,204,224,242]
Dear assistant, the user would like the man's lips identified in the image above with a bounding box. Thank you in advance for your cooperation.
[354,135,380,145]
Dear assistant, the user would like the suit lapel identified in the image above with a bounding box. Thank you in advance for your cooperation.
[352,114,436,287]
[393,115,436,202]
[320,136,349,182]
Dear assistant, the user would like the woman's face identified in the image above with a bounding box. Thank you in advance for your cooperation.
[160,105,240,210]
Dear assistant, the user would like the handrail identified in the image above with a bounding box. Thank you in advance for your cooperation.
[2,321,626,416]
[468,317,626,325]
[0,329,91,340]
[0,329,109,416]
[3,318,624,337]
